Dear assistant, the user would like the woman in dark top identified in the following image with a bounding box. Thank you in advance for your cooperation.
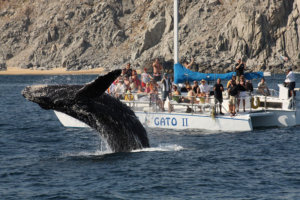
[237,76,247,112]
[228,80,239,116]
[213,78,224,115]
[192,81,200,95]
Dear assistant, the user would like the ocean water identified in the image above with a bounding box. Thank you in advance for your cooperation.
[1,74,300,200]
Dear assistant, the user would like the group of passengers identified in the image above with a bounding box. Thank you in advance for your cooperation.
[108,58,296,116]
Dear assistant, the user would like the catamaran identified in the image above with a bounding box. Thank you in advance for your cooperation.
[54,0,300,132]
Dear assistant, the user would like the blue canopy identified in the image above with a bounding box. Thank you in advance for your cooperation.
[173,63,264,84]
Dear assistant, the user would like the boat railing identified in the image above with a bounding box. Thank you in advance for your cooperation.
[114,91,221,114]
[252,88,279,97]
[112,89,296,114]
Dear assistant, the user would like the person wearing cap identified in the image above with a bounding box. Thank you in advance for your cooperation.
[284,67,296,97]
[161,73,172,111]
[199,79,210,103]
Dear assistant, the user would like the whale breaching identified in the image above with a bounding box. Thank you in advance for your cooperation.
[22,70,149,152]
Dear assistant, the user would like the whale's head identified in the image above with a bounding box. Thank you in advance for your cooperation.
[22,84,79,110]
[22,69,122,110]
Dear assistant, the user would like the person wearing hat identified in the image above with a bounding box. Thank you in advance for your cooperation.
[199,79,210,103]
[284,67,296,97]
[161,73,172,111]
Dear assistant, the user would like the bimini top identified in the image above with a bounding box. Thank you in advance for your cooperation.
[173,63,264,84]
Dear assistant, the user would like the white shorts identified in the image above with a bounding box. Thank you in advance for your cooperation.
[239,91,247,100]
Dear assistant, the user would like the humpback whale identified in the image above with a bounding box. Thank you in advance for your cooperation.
[22,70,149,152]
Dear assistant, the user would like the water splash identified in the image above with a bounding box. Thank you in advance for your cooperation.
[62,144,184,159]
[132,144,184,152]
[63,150,113,158]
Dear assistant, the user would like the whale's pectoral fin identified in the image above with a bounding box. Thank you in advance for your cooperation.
[76,69,121,99]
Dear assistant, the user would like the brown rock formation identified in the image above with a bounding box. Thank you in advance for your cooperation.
[0,0,299,73]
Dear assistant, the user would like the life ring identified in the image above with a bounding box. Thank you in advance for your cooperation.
[124,94,134,101]
[251,97,260,109]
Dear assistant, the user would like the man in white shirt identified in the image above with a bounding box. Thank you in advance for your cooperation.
[285,67,296,97]
[257,78,270,96]
[114,80,126,99]
[200,79,210,103]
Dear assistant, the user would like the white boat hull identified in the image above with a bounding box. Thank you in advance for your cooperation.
[135,111,253,132]
[53,108,299,132]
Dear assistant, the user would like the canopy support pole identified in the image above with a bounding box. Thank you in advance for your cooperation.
[174,0,179,64]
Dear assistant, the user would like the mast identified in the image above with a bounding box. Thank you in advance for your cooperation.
[174,0,179,64]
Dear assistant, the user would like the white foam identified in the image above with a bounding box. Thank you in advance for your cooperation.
[132,144,184,152]
[63,150,113,157]
[62,144,184,158]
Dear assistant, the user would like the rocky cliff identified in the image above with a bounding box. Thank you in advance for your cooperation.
[0,0,300,73]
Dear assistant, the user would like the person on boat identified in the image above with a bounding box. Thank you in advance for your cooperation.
[180,81,191,93]
[124,87,134,101]
[119,68,126,80]
[184,86,197,112]
[257,78,270,96]
[141,68,152,88]
[114,80,126,99]
[130,74,141,92]
[284,67,296,97]
[227,75,236,88]
[235,59,246,82]
[237,75,247,112]
[172,85,181,103]
[150,85,163,111]
[183,58,194,70]
[131,69,138,76]
[192,80,200,95]
[124,63,132,79]
[213,78,224,115]
[123,77,131,90]
[161,73,172,111]
[152,58,163,82]
[182,86,196,104]
[228,80,239,116]
[137,85,144,94]
[145,82,151,93]
[245,80,253,93]
[199,79,210,103]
